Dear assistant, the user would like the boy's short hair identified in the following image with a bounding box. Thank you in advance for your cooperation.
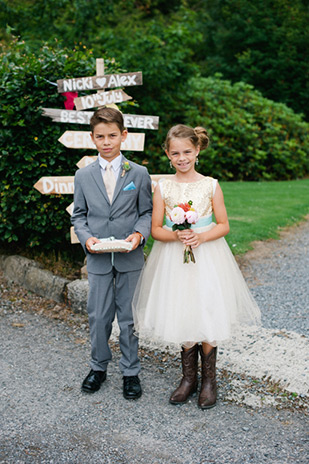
[90,107,126,133]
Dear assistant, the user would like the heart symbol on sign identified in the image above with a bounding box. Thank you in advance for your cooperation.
[96,77,106,88]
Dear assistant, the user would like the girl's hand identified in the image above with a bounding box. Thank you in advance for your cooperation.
[183,231,204,248]
[176,229,194,243]
[176,229,204,248]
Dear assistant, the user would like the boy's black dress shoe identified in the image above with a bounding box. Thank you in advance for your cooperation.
[123,375,142,399]
[81,369,106,393]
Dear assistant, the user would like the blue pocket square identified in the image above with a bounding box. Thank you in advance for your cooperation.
[123,181,136,191]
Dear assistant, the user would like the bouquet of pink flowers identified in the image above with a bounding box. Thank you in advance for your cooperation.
[170,201,199,263]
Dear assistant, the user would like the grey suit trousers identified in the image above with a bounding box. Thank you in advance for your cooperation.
[87,268,141,376]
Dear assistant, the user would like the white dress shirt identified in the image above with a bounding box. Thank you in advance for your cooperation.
[98,153,122,183]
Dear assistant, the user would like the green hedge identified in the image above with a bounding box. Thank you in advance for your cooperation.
[184,75,309,180]
[0,40,126,254]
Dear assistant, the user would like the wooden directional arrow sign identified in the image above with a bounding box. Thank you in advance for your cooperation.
[57,72,142,93]
[76,159,173,181]
[58,131,145,151]
[42,109,159,130]
[42,108,92,125]
[66,202,74,215]
[35,173,173,197]
[76,156,97,169]
[34,176,74,195]
[70,226,79,244]
[149,174,174,190]
[124,114,159,130]
[74,89,132,111]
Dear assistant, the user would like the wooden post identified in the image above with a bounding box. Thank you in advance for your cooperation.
[96,58,118,110]
[96,58,104,76]
[95,58,104,76]
[96,59,107,102]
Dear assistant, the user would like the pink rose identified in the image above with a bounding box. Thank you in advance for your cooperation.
[185,210,199,224]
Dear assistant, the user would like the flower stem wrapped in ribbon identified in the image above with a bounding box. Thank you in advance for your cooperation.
[170,201,199,264]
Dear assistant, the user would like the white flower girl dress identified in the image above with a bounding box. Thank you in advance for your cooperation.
[133,177,261,349]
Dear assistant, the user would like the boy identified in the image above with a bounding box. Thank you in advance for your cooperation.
[71,107,152,399]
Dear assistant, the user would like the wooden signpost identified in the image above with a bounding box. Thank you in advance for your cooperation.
[73,89,132,110]
[34,173,173,196]
[76,156,97,169]
[42,108,93,125]
[34,58,163,244]
[57,71,143,93]
[58,131,145,151]
[66,203,74,216]
[34,176,75,195]
[123,114,159,130]
[42,109,159,130]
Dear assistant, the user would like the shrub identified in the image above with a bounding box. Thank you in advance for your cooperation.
[184,75,309,180]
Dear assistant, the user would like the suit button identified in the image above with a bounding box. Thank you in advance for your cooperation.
[109,216,114,221]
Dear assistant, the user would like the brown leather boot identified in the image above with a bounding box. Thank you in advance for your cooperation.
[198,346,217,409]
[169,344,198,405]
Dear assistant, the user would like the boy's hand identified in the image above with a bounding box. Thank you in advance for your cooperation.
[125,232,142,252]
[85,237,101,253]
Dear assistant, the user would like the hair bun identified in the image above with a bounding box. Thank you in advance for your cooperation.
[194,126,209,150]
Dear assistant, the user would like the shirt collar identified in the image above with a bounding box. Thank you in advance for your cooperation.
[98,153,123,170]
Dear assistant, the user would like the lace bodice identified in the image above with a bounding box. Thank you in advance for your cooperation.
[160,177,217,219]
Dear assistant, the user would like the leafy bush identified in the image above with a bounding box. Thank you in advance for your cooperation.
[0,39,124,254]
[184,75,309,181]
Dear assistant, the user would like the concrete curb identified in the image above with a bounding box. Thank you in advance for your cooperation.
[0,255,88,310]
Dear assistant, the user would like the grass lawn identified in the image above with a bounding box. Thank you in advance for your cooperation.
[144,179,309,256]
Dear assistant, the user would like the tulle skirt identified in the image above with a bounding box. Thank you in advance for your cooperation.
[132,223,261,350]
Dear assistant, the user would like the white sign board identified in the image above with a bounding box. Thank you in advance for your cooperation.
[58,131,145,151]
[42,108,159,129]
[34,176,75,195]
[74,89,132,110]
[57,72,143,93]
[35,173,173,197]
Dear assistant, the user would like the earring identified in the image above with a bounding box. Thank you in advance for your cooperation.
[169,161,173,169]
[195,157,199,165]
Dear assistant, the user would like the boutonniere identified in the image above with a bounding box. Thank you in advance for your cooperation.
[121,161,131,177]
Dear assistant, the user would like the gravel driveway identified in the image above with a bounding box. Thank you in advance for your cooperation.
[1,220,308,463]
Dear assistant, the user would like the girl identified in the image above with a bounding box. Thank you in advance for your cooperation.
[133,124,261,409]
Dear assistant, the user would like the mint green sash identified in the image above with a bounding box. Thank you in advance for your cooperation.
[165,215,212,229]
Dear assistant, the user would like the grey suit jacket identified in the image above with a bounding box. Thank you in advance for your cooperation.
[71,156,153,274]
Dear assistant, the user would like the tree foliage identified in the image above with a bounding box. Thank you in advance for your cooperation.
[1,0,308,119]
[193,0,309,118]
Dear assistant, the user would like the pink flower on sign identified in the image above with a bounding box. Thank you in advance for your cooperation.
[62,92,78,110]
[170,206,186,224]
[186,210,199,224]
